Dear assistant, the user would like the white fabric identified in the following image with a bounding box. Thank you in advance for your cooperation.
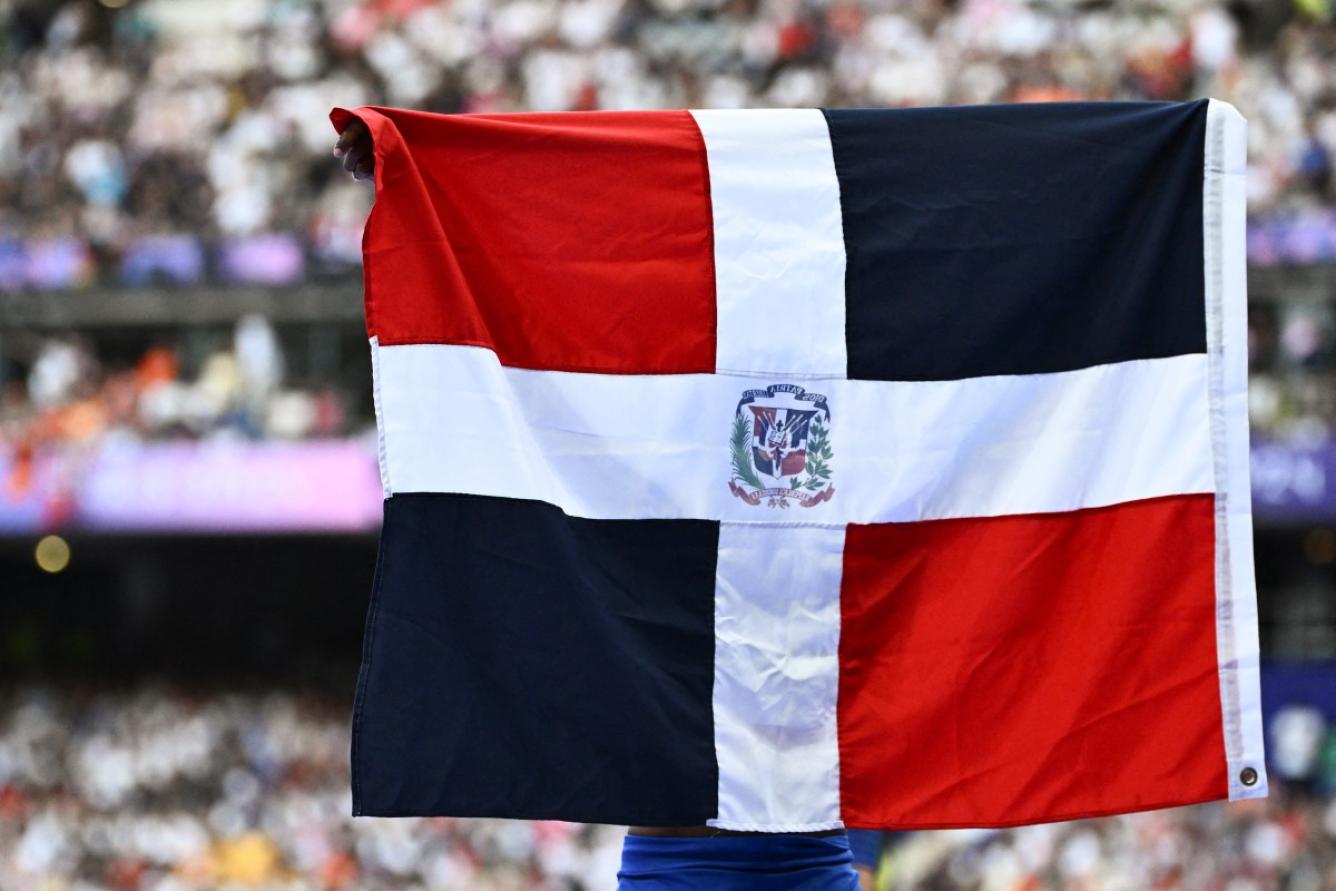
[368,336,392,497]
[689,111,849,829]
[374,341,1214,525]
[1204,99,1268,801]
[690,109,847,377]
[710,523,845,830]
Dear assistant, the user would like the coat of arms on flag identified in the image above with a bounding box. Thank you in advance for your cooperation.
[729,384,833,508]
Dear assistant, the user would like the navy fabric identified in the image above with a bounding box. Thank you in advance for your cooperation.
[824,101,1209,381]
[352,492,719,824]
[617,833,861,890]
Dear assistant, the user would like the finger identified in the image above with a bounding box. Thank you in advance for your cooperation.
[333,119,368,157]
[343,146,362,174]
[333,118,366,153]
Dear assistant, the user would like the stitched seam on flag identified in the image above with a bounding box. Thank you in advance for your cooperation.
[829,522,846,826]
[1204,101,1242,796]
[714,367,850,380]
[686,110,720,374]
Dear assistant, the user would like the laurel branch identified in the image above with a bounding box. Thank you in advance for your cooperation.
[730,414,765,489]
[795,416,833,491]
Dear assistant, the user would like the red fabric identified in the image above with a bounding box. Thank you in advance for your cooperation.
[838,494,1226,828]
[330,106,716,374]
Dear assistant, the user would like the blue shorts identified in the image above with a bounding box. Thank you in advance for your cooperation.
[845,829,885,870]
[617,832,861,890]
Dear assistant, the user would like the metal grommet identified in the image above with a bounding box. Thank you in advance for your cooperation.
[1239,766,1258,786]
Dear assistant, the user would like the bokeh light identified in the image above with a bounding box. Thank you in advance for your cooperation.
[34,535,71,574]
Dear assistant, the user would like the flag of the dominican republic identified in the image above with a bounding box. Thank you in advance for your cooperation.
[331,99,1265,831]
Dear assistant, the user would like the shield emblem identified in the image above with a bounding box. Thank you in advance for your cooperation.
[749,406,816,479]
[729,384,834,508]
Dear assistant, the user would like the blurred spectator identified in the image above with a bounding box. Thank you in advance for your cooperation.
[1272,705,1327,784]
[120,235,206,287]
[0,317,357,463]
[218,235,305,287]
[1249,299,1336,443]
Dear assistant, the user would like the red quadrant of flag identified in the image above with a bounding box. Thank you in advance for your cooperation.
[838,493,1226,828]
[334,106,717,374]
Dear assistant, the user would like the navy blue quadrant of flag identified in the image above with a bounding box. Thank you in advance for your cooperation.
[824,103,1208,381]
[354,493,720,824]
[333,98,1266,830]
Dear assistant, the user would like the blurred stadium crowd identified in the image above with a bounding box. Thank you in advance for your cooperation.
[0,686,1334,890]
[3,317,354,456]
[1249,298,1336,443]
[0,687,625,891]
[0,0,1334,291]
[3,0,1336,889]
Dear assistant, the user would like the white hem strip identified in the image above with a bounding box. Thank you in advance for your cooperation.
[1204,98,1267,801]
[705,820,847,833]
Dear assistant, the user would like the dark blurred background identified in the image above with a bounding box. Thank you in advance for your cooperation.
[1,0,1336,888]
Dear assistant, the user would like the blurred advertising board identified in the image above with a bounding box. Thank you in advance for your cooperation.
[0,440,383,533]
[1251,439,1336,522]
[1248,210,1336,266]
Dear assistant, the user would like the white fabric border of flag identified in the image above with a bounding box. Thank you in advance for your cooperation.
[1205,99,1268,801]
[370,344,1214,526]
